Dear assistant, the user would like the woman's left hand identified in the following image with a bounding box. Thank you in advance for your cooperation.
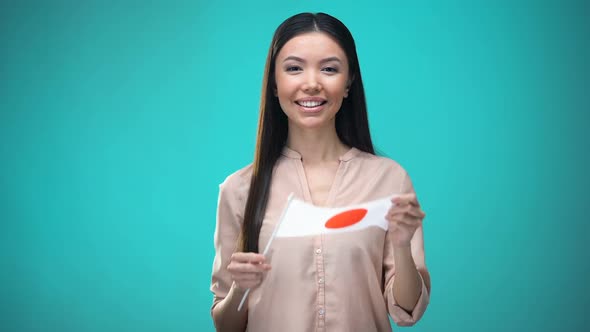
[386,194,426,247]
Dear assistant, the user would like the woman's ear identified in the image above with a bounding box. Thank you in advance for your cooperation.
[344,78,353,98]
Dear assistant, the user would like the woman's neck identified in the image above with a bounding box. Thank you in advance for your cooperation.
[286,124,350,164]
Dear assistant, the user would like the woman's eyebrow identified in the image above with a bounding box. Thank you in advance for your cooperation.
[282,56,342,64]
[282,56,305,63]
[320,57,342,64]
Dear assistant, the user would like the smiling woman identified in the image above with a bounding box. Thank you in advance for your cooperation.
[210,12,430,332]
[275,32,350,130]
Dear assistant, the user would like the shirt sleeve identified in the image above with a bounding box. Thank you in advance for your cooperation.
[210,173,246,313]
[382,170,431,326]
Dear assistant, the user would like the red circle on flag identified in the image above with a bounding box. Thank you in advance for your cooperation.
[325,208,368,229]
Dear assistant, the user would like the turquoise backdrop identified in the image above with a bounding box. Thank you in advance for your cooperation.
[1,1,588,331]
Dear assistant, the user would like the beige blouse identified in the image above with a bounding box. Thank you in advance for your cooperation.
[211,147,430,332]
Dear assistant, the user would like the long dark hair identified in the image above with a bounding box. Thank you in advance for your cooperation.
[240,12,375,253]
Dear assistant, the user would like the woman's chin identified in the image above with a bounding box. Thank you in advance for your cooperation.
[291,117,334,131]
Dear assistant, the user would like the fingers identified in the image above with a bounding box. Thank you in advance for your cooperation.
[387,212,423,227]
[392,194,420,207]
[386,204,425,229]
[388,204,426,220]
[228,252,272,290]
[230,252,271,268]
[228,253,271,273]
[228,261,271,273]
[233,274,263,290]
[233,272,262,283]
[231,252,267,264]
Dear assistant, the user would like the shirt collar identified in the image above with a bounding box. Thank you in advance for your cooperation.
[281,146,360,162]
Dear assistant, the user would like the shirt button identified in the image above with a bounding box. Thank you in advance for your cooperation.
[318,278,324,284]
[318,308,325,316]
[315,248,322,255]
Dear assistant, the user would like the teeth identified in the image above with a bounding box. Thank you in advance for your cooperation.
[299,100,323,107]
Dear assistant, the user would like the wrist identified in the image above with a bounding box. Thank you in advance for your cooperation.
[393,242,411,249]
[393,244,412,255]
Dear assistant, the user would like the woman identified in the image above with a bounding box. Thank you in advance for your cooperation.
[210,12,430,332]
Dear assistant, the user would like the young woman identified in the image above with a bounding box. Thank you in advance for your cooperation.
[210,12,430,332]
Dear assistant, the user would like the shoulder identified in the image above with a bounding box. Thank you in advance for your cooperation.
[351,149,413,193]
[219,163,253,197]
[353,149,408,177]
[216,164,253,220]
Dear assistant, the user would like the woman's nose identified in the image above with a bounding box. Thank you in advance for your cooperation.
[302,73,322,93]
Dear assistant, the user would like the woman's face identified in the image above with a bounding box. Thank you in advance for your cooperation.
[274,32,350,130]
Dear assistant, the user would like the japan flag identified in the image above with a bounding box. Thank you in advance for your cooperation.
[275,196,395,238]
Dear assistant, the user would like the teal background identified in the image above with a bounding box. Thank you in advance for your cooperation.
[1,1,588,331]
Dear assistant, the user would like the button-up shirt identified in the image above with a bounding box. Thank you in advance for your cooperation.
[211,147,430,331]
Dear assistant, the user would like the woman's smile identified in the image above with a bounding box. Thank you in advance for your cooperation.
[295,97,328,113]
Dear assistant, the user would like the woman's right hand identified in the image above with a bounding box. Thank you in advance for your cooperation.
[227,252,271,291]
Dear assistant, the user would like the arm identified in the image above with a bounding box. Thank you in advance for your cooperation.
[383,225,431,326]
[210,174,270,331]
[211,283,249,331]
[210,176,248,331]
[383,173,431,326]
[213,252,271,331]
[392,223,432,311]
[392,243,425,312]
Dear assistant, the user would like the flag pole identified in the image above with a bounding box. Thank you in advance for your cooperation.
[237,193,295,311]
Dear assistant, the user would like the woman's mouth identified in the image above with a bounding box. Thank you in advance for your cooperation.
[295,100,327,113]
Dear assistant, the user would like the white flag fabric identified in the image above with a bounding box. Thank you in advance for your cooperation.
[275,196,395,238]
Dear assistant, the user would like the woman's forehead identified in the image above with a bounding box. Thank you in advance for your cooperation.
[277,32,347,62]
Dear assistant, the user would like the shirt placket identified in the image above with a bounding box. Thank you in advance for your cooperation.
[315,234,326,331]
[293,157,342,331]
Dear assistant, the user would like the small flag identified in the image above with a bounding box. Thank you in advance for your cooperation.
[275,196,394,238]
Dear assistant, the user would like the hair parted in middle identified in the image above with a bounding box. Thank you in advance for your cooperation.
[240,12,375,253]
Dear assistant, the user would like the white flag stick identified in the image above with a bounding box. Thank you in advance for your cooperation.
[237,193,295,311]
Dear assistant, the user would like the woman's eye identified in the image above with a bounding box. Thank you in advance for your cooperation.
[286,66,302,72]
[322,67,339,73]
